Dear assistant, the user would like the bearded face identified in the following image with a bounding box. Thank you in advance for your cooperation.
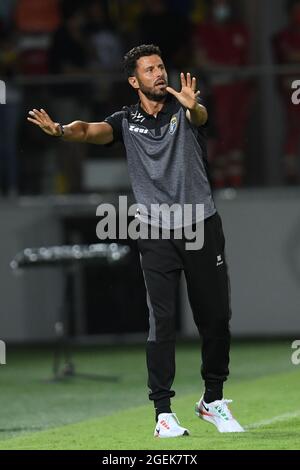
[129,55,169,102]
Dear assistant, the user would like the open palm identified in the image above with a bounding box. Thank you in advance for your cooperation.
[166,73,200,109]
[27,109,61,136]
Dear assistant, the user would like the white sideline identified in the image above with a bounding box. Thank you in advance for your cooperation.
[246,410,300,430]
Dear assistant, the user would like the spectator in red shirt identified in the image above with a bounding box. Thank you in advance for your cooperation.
[273,0,300,184]
[194,0,252,188]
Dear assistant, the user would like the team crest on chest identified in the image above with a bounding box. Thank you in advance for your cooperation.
[169,115,177,135]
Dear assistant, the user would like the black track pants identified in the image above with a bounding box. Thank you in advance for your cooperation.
[138,212,231,406]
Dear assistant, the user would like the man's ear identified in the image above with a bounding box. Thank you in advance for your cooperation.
[128,76,139,90]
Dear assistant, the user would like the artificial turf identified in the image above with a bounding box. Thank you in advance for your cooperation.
[0,341,299,450]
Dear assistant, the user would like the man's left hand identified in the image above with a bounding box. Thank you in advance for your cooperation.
[166,73,200,110]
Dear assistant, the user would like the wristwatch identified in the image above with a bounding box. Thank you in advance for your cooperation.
[57,123,65,137]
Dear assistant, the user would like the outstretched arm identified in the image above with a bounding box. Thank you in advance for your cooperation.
[166,73,208,127]
[27,109,114,145]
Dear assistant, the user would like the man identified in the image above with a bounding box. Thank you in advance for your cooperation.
[28,44,244,437]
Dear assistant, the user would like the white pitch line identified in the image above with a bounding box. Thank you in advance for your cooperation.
[246,410,300,430]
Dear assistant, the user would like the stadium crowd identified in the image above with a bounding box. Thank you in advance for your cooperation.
[1,0,300,194]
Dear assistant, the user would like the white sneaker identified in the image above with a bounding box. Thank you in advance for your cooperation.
[195,397,245,433]
[154,413,190,438]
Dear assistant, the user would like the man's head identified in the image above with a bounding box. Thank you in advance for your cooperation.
[123,44,168,102]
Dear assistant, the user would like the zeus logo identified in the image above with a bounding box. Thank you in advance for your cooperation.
[129,125,148,134]
[0,80,6,104]
[291,80,300,105]
[291,340,300,365]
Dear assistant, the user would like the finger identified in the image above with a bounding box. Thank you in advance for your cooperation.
[29,109,42,118]
[192,77,197,92]
[33,108,43,117]
[195,90,200,98]
[27,117,42,126]
[40,109,51,120]
[187,72,192,88]
[34,109,48,123]
[180,72,186,88]
[28,110,43,123]
[166,86,179,98]
[30,109,50,126]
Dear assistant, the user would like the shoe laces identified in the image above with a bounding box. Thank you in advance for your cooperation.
[213,399,233,420]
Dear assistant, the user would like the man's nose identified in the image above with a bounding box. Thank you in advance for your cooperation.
[155,72,164,80]
[155,67,164,76]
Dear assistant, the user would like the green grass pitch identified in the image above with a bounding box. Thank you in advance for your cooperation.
[0,340,299,450]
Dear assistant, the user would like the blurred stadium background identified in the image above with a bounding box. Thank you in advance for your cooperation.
[0,0,300,450]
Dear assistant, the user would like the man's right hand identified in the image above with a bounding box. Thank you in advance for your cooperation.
[27,109,114,144]
[27,109,62,136]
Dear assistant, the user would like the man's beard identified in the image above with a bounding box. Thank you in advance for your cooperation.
[139,83,168,102]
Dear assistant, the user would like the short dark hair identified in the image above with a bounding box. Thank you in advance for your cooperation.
[123,44,162,77]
